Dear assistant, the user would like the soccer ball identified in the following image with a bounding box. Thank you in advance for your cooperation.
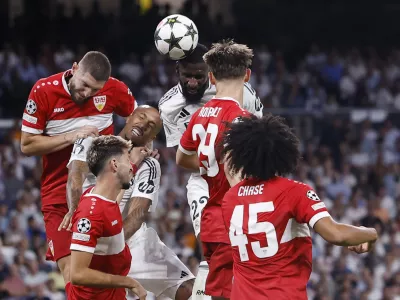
[154,14,199,60]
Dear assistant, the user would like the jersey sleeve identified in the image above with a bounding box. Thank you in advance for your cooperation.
[159,106,182,147]
[113,80,137,117]
[243,82,263,118]
[178,112,197,155]
[292,185,330,228]
[70,210,104,254]
[21,80,49,134]
[67,136,94,168]
[130,157,161,212]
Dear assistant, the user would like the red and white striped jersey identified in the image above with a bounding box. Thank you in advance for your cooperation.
[221,177,330,300]
[21,71,136,207]
[69,188,132,300]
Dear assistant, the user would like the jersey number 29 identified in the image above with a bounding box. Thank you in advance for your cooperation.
[192,123,219,177]
[230,202,278,262]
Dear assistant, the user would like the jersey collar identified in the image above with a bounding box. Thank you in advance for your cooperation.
[212,97,240,106]
[85,188,116,203]
[62,70,72,95]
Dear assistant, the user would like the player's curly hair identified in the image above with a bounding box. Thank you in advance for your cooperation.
[87,135,132,176]
[203,39,253,80]
[79,51,111,82]
[221,114,300,181]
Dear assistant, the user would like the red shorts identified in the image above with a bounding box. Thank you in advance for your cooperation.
[42,204,72,262]
[202,242,233,298]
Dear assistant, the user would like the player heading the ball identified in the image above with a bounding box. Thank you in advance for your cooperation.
[220,115,378,300]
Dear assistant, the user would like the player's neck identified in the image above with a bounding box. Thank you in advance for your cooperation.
[215,80,244,107]
[92,176,121,202]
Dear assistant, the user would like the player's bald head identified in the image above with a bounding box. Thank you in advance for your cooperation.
[134,105,163,133]
[79,51,111,82]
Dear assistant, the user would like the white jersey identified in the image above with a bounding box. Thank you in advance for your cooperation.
[159,82,263,147]
[67,137,161,215]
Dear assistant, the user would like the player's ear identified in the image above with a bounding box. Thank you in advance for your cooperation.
[71,62,79,75]
[111,158,118,173]
[244,68,251,83]
[209,72,216,85]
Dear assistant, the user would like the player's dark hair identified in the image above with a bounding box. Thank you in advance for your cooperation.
[79,51,111,82]
[221,114,301,181]
[179,44,208,66]
[87,135,131,176]
[203,39,253,80]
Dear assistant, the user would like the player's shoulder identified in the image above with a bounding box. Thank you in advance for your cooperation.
[280,177,315,195]
[137,157,161,176]
[158,84,184,110]
[31,71,65,96]
[102,77,132,94]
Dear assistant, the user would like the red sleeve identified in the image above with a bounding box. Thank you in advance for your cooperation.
[178,111,198,154]
[21,80,49,134]
[291,184,330,228]
[70,209,104,254]
[113,79,136,117]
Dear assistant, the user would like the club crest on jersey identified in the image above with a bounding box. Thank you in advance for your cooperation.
[307,190,320,201]
[93,96,106,111]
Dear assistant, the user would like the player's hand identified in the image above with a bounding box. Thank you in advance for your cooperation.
[150,149,160,160]
[65,125,99,143]
[348,241,375,254]
[129,146,151,166]
[129,279,147,300]
[58,210,74,231]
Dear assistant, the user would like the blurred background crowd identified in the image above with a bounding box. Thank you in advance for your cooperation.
[1,0,400,299]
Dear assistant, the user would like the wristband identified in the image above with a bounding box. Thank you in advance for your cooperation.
[130,163,138,175]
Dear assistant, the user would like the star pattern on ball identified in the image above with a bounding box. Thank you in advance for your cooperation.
[164,32,183,51]
[154,27,163,43]
[184,23,198,42]
[166,16,180,29]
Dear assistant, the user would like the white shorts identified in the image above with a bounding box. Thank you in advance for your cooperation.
[186,174,209,237]
[127,223,195,298]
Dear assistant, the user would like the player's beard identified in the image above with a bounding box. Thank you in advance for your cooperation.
[181,81,208,104]
[121,181,131,189]
[68,79,89,105]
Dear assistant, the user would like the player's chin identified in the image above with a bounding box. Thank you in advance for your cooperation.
[129,135,145,147]
[122,181,131,189]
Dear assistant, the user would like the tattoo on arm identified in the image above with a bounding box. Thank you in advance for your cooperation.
[123,197,151,240]
[67,161,89,212]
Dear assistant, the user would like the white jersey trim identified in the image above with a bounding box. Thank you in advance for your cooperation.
[70,244,95,253]
[21,125,43,134]
[178,144,196,155]
[62,71,71,95]
[84,191,116,203]
[309,211,330,228]
[46,113,113,136]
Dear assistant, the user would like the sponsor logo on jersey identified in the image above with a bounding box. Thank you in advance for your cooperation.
[26,99,37,114]
[77,218,91,233]
[72,232,90,242]
[306,190,320,201]
[93,95,107,111]
[111,220,118,226]
[311,202,326,211]
[53,107,64,113]
[180,270,188,278]
[23,113,37,124]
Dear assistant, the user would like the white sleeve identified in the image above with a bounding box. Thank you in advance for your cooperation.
[67,136,94,169]
[243,82,263,118]
[159,107,182,148]
[131,157,161,212]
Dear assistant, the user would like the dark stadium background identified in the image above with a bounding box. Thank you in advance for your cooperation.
[0,0,399,299]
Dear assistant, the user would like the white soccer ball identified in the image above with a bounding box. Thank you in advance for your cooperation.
[154,14,199,60]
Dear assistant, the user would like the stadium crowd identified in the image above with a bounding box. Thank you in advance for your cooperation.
[0,0,400,299]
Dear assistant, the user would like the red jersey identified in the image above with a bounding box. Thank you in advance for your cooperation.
[179,97,250,243]
[21,71,136,207]
[221,177,331,300]
[69,188,132,300]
